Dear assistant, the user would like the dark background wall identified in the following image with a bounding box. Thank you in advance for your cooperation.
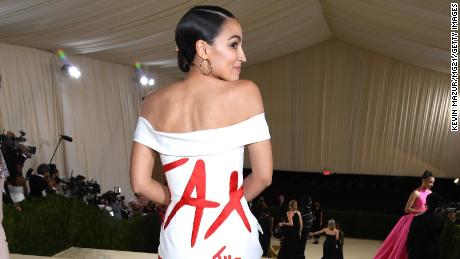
[244,169,460,215]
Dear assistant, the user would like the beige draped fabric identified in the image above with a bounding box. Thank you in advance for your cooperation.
[59,55,143,196]
[242,39,458,178]
[0,36,457,198]
[0,42,177,197]
[0,43,65,169]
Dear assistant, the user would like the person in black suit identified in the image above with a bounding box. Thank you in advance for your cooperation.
[299,195,313,259]
[407,192,444,259]
[29,164,51,198]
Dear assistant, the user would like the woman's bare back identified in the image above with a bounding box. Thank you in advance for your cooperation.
[141,78,263,133]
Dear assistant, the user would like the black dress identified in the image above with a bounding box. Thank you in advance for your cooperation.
[312,207,323,231]
[258,213,273,257]
[322,233,340,259]
[278,212,301,259]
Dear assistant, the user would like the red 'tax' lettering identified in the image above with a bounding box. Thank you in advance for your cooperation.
[163,159,220,247]
[205,171,251,239]
[213,245,242,259]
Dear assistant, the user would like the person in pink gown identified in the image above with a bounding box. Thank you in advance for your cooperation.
[374,171,435,259]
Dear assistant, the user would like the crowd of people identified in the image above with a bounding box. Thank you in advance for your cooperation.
[254,170,456,259]
[250,194,344,259]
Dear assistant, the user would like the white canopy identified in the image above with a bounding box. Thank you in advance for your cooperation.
[0,0,450,76]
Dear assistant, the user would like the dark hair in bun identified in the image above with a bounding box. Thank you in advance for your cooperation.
[175,6,235,72]
[422,170,434,179]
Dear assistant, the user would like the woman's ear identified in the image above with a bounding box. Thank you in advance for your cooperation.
[195,40,209,60]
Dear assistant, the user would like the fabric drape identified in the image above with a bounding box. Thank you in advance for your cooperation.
[0,42,177,197]
[242,40,457,178]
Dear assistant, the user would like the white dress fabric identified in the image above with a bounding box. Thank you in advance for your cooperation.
[133,113,270,259]
[7,185,26,203]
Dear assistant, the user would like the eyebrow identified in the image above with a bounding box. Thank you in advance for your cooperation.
[228,35,242,41]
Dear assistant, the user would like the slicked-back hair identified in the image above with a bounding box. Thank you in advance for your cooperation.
[175,6,235,72]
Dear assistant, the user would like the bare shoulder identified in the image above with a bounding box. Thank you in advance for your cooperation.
[140,82,181,118]
[230,79,261,99]
[225,79,264,117]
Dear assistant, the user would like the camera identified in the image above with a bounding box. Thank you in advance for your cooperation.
[0,130,37,159]
[60,175,101,204]
[440,202,459,214]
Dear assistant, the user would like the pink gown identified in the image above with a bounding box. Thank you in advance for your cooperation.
[133,113,270,259]
[374,188,432,259]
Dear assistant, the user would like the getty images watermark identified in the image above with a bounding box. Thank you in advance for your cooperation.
[452,3,459,131]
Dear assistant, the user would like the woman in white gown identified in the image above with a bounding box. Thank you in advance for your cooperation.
[130,5,273,259]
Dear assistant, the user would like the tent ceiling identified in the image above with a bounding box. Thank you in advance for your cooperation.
[0,0,450,77]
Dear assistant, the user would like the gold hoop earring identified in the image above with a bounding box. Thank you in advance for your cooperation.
[199,59,212,75]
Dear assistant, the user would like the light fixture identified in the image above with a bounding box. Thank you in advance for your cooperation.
[67,65,81,79]
[57,49,81,79]
[140,76,148,86]
[455,178,459,185]
[135,62,155,87]
[61,64,81,79]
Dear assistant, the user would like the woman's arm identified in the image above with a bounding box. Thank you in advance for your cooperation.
[309,228,326,237]
[280,211,294,227]
[298,211,303,236]
[244,140,272,201]
[404,191,422,214]
[240,81,273,201]
[335,229,339,240]
[130,142,170,205]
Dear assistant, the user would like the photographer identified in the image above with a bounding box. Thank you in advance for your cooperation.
[29,164,51,198]
[1,130,35,203]
[48,164,64,195]
[128,193,150,217]
[1,149,11,259]
[4,157,28,204]
[407,192,444,259]
[446,210,457,223]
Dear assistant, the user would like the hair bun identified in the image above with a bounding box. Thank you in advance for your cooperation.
[422,170,434,179]
[177,51,190,72]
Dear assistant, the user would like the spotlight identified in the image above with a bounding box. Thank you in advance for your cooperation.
[140,76,148,86]
[134,63,155,87]
[57,49,81,79]
[455,178,459,185]
[68,65,81,79]
[61,64,81,79]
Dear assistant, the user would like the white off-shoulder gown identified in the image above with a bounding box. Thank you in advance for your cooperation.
[133,113,271,259]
